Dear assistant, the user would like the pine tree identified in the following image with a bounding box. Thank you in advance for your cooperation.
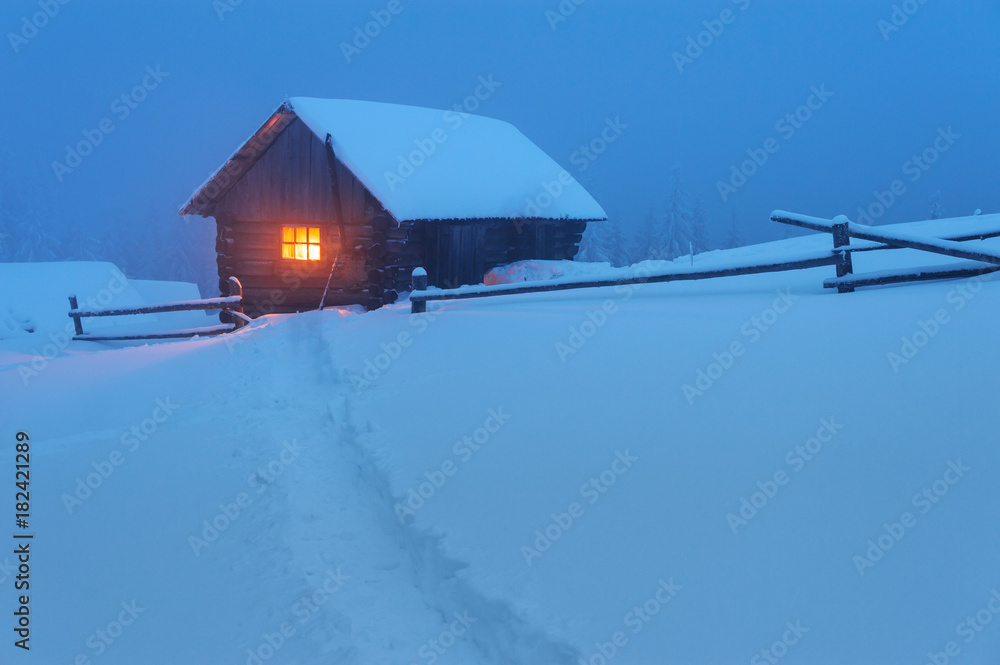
[664,169,693,260]
[723,212,747,249]
[575,222,602,264]
[0,147,60,262]
[690,199,710,254]
[577,219,629,267]
[629,205,659,264]
[183,216,221,296]
[605,219,628,266]
[99,209,142,276]
[12,202,59,262]
[61,218,101,261]
[928,194,944,220]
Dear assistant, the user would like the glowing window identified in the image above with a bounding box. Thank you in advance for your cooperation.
[281,227,321,261]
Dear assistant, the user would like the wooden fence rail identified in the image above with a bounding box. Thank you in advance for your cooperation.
[409,252,839,313]
[770,211,1000,248]
[771,211,1000,266]
[823,261,1000,290]
[772,211,1000,291]
[69,277,248,341]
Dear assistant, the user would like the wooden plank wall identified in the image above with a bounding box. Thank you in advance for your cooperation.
[496,219,588,265]
[213,118,380,314]
[381,219,590,292]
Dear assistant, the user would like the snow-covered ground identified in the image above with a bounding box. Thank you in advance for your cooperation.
[0,261,211,344]
[3,230,1000,664]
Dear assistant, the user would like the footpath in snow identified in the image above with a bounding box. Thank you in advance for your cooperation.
[3,310,576,664]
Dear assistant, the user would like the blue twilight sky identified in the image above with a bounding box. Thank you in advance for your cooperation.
[2,0,998,253]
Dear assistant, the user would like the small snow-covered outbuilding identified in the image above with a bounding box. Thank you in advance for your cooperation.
[179,98,607,314]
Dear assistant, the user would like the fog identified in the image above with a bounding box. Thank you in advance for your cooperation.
[3,0,997,292]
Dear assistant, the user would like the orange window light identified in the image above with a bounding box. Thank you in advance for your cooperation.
[281,226,321,261]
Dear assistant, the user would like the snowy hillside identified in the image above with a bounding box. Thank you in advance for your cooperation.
[3,234,1000,664]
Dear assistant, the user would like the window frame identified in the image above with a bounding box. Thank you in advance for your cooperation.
[280,225,323,263]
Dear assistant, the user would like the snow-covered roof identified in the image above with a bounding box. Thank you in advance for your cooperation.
[180,98,607,223]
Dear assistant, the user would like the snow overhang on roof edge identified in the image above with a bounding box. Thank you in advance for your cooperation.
[178,102,296,217]
[179,98,609,224]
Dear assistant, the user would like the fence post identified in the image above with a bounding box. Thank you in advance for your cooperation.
[68,295,84,336]
[411,267,427,314]
[227,276,246,329]
[832,216,854,294]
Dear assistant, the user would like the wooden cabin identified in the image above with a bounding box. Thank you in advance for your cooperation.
[179,98,607,315]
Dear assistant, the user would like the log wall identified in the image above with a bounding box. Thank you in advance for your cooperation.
[212,118,385,314]
[208,116,594,313]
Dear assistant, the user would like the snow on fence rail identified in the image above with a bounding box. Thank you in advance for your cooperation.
[409,251,841,313]
[68,277,249,341]
[409,211,1000,312]
[823,261,1000,290]
[771,210,1000,293]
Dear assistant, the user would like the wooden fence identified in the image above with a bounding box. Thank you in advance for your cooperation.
[408,212,1000,312]
[65,212,1000,333]
[409,252,839,313]
[68,277,249,341]
[770,211,1000,292]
